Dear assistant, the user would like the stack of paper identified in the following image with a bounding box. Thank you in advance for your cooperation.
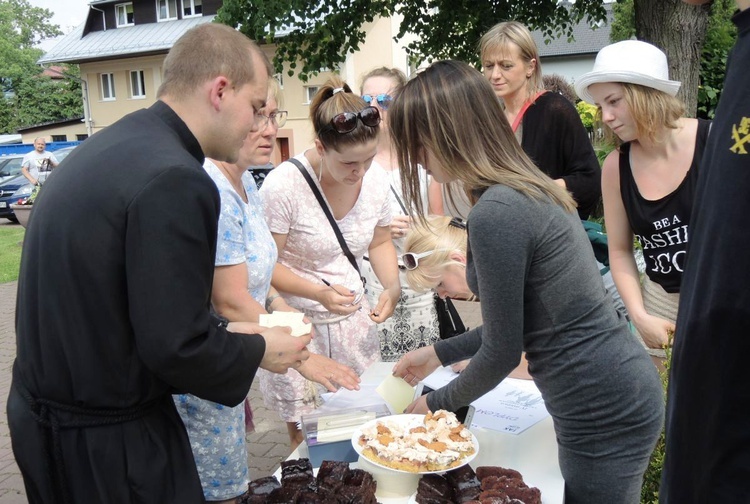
[258,311,312,337]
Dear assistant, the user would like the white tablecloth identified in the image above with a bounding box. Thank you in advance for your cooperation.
[281,361,564,503]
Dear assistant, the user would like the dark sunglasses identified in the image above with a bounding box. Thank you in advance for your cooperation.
[325,106,381,134]
[362,93,393,110]
[449,217,466,230]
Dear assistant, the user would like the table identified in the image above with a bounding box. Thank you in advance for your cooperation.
[281,362,565,503]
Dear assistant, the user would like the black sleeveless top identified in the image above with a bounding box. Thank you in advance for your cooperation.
[619,119,711,293]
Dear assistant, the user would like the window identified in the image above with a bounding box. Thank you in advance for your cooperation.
[130,70,146,99]
[182,0,202,17]
[76,134,88,141]
[157,0,178,21]
[304,86,320,104]
[100,73,116,100]
[115,3,134,27]
[51,135,67,142]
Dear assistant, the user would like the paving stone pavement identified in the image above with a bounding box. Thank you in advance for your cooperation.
[0,273,482,503]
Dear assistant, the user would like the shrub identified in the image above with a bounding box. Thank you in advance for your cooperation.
[576,101,598,130]
[640,345,672,503]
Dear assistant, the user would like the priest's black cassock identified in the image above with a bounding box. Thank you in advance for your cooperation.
[7,101,266,503]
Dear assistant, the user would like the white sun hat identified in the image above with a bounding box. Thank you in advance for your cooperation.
[575,40,681,105]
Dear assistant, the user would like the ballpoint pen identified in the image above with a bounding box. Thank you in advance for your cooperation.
[320,278,349,297]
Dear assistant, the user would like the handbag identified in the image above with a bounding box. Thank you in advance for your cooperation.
[435,295,466,339]
[290,158,365,286]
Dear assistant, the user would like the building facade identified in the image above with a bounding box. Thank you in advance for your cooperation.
[38,0,416,163]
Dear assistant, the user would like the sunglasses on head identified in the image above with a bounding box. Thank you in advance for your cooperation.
[401,250,437,271]
[324,106,381,134]
[362,93,393,110]
[401,219,467,271]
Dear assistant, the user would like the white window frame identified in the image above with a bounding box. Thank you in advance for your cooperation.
[130,70,146,99]
[115,2,134,27]
[156,0,178,21]
[304,85,320,105]
[181,0,202,17]
[100,73,116,101]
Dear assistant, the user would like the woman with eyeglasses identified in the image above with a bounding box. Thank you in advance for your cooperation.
[389,60,663,503]
[259,77,401,448]
[359,67,441,362]
[173,80,338,503]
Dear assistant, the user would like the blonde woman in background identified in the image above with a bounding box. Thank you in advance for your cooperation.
[259,77,400,448]
[429,21,601,220]
[360,67,440,361]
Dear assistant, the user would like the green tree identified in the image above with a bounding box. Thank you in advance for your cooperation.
[216,0,608,81]
[610,0,734,118]
[0,0,83,134]
[0,0,61,94]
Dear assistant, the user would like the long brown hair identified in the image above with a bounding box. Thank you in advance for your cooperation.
[310,76,379,151]
[388,60,576,219]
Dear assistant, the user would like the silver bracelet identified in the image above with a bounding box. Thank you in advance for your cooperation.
[265,293,282,312]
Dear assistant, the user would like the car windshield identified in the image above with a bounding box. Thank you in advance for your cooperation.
[0,157,23,178]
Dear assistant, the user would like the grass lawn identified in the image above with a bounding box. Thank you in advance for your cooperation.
[0,224,25,283]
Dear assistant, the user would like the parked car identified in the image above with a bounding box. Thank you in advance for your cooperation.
[0,145,80,222]
[0,155,25,184]
[0,146,76,185]
[51,146,76,163]
[0,175,32,222]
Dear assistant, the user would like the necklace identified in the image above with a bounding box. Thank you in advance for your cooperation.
[217,161,247,202]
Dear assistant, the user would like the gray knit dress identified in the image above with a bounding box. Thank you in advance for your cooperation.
[426,185,663,504]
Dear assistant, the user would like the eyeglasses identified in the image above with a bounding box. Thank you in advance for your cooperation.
[324,106,381,134]
[256,110,288,129]
[402,250,437,271]
[362,93,393,111]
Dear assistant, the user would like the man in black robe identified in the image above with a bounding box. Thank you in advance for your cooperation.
[7,23,311,504]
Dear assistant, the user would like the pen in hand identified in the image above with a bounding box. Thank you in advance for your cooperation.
[321,278,349,297]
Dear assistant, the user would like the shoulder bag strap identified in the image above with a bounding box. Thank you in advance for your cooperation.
[289,158,361,277]
[389,184,408,215]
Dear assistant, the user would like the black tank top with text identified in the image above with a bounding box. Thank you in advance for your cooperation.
[619,119,711,293]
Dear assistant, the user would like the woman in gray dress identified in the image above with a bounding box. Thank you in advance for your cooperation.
[389,60,663,504]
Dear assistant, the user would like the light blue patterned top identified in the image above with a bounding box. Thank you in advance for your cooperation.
[172,161,279,500]
[205,159,277,303]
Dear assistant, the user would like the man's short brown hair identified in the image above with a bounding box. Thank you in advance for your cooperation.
[157,23,272,100]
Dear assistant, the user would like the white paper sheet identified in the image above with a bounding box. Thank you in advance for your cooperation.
[421,367,550,435]
[469,378,549,435]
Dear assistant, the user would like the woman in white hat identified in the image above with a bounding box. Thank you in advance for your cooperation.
[575,40,711,365]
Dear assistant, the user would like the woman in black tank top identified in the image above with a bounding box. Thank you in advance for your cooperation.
[576,40,710,366]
